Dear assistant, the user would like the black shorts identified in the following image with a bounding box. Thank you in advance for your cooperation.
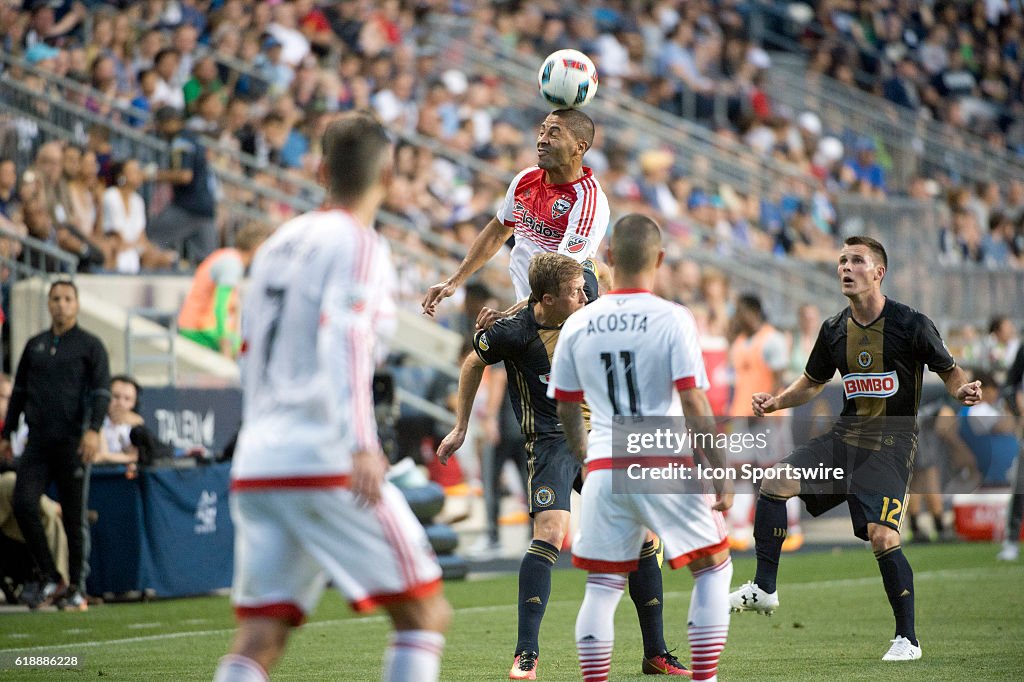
[785,431,916,541]
[526,434,582,515]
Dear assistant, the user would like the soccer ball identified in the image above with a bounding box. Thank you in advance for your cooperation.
[537,49,598,108]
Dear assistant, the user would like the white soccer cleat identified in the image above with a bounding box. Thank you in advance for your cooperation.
[996,542,1019,562]
[882,636,922,661]
[728,581,779,615]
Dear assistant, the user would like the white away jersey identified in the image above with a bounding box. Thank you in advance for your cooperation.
[233,209,396,484]
[496,166,610,300]
[549,290,708,463]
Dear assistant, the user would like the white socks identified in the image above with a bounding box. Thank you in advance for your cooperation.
[575,574,626,682]
[212,654,268,682]
[382,630,445,682]
[688,558,733,681]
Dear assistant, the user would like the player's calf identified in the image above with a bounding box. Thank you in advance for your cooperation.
[382,593,450,682]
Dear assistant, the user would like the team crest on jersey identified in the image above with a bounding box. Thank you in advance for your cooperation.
[538,373,550,385]
[842,371,898,399]
[565,236,589,254]
[857,350,873,368]
[533,486,555,508]
[478,334,489,351]
[551,197,572,219]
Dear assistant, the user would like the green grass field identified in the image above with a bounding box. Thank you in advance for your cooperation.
[0,542,1021,680]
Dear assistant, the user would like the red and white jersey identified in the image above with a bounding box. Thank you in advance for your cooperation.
[549,290,708,463]
[233,208,396,484]
[496,166,610,300]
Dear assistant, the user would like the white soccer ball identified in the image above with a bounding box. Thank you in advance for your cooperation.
[537,49,598,109]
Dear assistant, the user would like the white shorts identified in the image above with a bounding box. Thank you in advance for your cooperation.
[230,481,442,624]
[572,469,728,572]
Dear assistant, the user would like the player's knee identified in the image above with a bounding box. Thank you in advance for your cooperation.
[867,523,900,552]
[386,593,451,633]
[759,466,799,498]
[532,512,569,546]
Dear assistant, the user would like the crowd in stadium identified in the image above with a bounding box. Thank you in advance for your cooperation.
[1,0,1023,290]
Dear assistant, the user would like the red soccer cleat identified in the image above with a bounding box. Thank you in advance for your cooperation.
[509,651,539,679]
[642,651,693,676]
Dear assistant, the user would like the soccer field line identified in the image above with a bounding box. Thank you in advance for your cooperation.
[0,565,1000,653]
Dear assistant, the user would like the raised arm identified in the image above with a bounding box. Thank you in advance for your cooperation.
[422,217,514,317]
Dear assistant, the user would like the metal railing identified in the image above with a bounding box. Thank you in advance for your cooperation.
[833,196,1024,331]
[423,15,818,199]
[766,63,1023,189]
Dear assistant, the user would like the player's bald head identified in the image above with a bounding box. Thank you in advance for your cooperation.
[609,214,663,274]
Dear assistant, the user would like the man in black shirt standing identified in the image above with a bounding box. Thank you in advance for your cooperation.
[1,280,110,609]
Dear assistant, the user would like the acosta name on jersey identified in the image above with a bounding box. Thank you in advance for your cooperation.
[842,370,898,399]
[586,313,649,335]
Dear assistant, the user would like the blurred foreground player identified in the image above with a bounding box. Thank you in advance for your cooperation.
[728,236,982,662]
[214,114,450,682]
[552,215,734,682]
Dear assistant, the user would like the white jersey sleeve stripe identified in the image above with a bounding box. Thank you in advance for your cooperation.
[581,176,598,237]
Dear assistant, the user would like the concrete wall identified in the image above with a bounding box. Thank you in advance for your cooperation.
[9,274,462,387]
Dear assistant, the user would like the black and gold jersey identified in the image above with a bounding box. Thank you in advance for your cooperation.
[473,306,566,441]
[804,298,955,446]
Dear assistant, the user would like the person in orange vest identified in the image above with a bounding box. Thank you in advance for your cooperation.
[727,294,803,552]
[178,223,271,358]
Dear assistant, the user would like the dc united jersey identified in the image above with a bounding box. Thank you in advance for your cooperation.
[549,290,708,463]
[233,209,397,483]
[496,166,610,300]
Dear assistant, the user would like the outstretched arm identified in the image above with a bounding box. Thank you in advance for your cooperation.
[422,217,513,317]
[752,374,828,416]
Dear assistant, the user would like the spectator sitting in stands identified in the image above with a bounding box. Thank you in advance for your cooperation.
[102,159,177,273]
[841,138,886,198]
[150,47,184,110]
[186,91,225,136]
[95,375,144,472]
[183,55,224,115]
[0,159,18,219]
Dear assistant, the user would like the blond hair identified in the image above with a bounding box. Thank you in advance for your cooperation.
[528,253,582,300]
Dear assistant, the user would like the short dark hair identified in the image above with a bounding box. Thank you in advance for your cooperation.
[49,279,77,298]
[737,294,764,320]
[610,214,662,274]
[843,235,887,270]
[110,374,141,410]
[322,112,392,204]
[550,108,595,150]
[154,47,180,65]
